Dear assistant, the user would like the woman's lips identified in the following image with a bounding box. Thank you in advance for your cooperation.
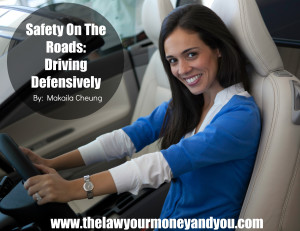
[184,73,202,86]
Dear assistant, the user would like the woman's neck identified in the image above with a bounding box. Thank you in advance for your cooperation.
[203,81,224,110]
[195,81,224,133]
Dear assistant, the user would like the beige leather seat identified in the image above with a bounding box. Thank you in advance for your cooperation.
[133,0,300,230]
[211,0,300,230]
[131,0,173,156]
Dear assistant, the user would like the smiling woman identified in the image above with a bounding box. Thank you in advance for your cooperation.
[158,4,250,148]
[1,0,299,229]
[21,4,261,231]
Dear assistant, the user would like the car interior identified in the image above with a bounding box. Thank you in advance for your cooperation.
[0,0,299,230]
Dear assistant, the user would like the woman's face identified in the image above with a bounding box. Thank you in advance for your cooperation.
[164,27,222,96]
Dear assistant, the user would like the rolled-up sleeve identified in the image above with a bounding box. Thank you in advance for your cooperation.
[78,129,136,166]
[109,152,172,195]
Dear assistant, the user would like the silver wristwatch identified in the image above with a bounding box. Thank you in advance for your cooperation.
[83,175,94,199]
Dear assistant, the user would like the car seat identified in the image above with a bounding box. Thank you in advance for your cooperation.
[210,0,300,230]
[130,0,173,157]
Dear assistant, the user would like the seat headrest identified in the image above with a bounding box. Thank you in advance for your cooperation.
[141,0,173,48]
[211,0,284,77]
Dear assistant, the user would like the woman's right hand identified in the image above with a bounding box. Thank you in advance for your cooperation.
[20,147,51,168]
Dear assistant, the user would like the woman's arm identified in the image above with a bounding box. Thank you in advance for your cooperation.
[24,164,117,205]
[21,101,169,171]
[78,101,170,165]
[23,101,171,203]
[21,147,85,171]
[24,151,172,205]
[48,149,85,170]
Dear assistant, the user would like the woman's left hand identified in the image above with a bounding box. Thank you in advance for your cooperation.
[24,164,73,205]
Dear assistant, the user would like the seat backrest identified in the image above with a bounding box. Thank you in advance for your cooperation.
[211,0,300,230]
[131,0,173,156]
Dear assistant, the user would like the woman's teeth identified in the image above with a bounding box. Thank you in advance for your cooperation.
[185,74,202,84]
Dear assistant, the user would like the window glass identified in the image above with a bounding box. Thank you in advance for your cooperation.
[255,0,300,78]
[256,0,300,47]
[0,0,144,46]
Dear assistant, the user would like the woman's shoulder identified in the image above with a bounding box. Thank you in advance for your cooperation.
[228,94,259,110]
[209,94,261,142]
[217,94,261,124]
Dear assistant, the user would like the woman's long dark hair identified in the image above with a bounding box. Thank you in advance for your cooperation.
[158,4,249,149]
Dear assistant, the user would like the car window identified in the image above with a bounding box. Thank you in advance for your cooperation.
[256,0,300,78]
[0,8,30,105]
[256,0,300,46]
[0,0,145,108]
[1,0,144,48]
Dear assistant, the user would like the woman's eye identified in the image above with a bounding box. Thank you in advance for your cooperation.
[187,52,197,58]
[168,58,177,64]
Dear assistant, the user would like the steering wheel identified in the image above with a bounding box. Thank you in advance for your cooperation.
[0,133,77,230]
[0,134,40,180]
[0,152,15,174]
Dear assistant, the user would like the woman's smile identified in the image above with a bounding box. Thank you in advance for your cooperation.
[183,73,203,86]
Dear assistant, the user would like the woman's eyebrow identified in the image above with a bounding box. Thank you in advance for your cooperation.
[165,47,199,59]
[165,54,174,60]
[182,47,199,54]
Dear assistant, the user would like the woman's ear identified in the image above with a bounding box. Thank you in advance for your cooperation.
[217,49,222,58]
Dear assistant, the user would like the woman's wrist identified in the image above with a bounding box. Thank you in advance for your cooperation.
[68,178,86,201]
[46,157,57,170]
[66,172,117,201]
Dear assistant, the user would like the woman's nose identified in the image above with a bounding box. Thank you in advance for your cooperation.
[178,60,191,75]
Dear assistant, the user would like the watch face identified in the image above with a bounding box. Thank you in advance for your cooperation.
[83,181,94,191]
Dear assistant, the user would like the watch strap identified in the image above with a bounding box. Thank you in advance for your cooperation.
[87,191,93,199]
